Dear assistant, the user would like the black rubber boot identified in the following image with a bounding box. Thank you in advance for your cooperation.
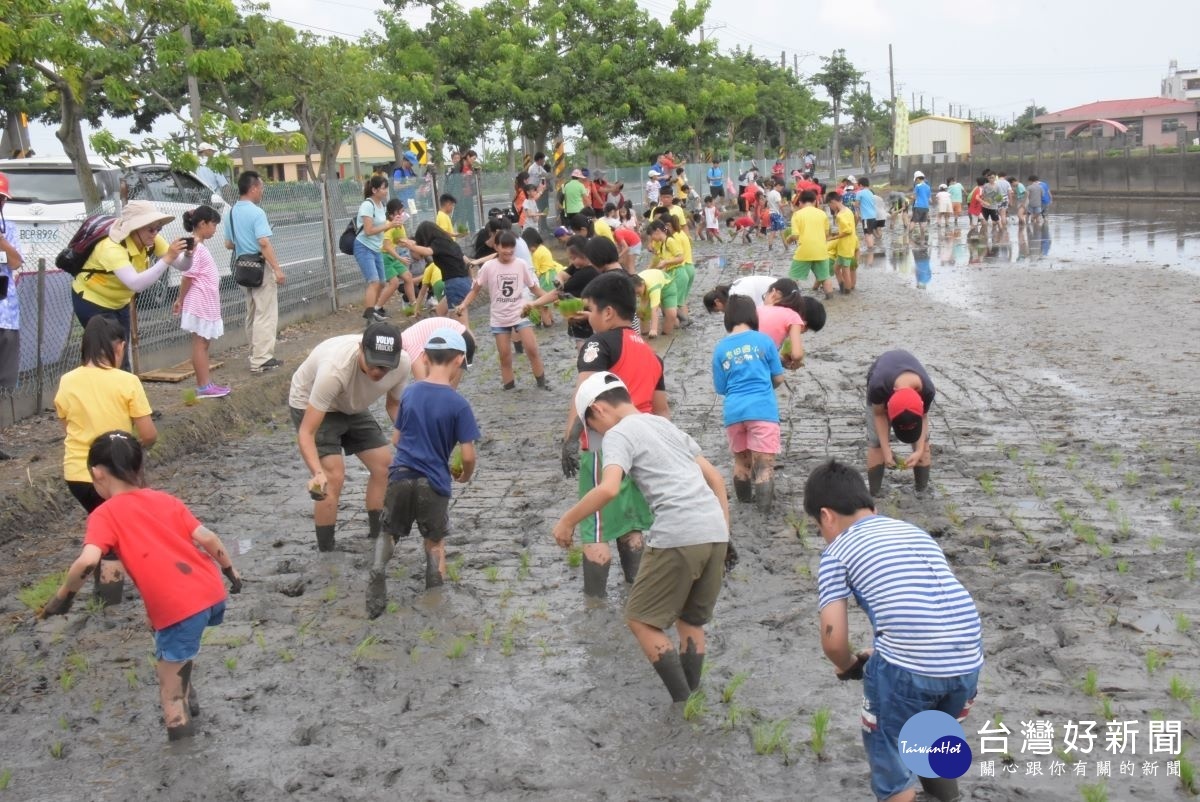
[680,641,705,692]
[919,777,961,802]
[315,524,336,553]
[582,558,610,598]
[425,551,444,589]
[914,466,931,494]
[753,479,774,514]
[367,509,383,539]
[733,478,753,503]
[651,649,693,702]
[616,539,642,584]
[366,570,388,619]
[868,465,885,497]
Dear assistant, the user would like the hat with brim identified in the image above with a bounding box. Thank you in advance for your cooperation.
[887,387,925,444]
[108,200,175,242]
[198,142,217,153]
[570,169,584,179]
[361,321,404,370]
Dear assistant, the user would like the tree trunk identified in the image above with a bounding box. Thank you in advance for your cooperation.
[237,139,256,173]
[830,100,841,184]
[54,82,101,209]
[504,119,516,174]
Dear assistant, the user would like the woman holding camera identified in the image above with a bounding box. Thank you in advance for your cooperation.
[172,205,228,398]
[72,200,188,370]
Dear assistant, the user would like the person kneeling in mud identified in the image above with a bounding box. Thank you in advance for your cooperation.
[39,431,243,741]
[561,272,668,597]
[865,349,936,497]
[368,329,479,616]
[555,374,730,702]
[805,460,981,802]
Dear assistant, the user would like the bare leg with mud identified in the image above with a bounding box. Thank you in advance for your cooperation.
[358,446,391,539]
[627,619,691,702]
[424,538,446,588]
[156,659,194,741]
[615,531,643,584]
[751,452,775,513]
[582,542,611,598]
[677,622,706,692]
[313,454,345,551]
[367,532,395,619]
[732,450,753,503]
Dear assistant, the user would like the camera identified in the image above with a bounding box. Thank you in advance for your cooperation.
[182,237,195,251]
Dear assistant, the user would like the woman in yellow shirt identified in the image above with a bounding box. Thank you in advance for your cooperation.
[71,200,187,370]
[54,316,157,603]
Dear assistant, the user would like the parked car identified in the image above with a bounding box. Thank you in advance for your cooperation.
[0,157,230,306]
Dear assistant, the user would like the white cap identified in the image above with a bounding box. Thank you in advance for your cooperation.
[845,175,856,183]
[648,169,661,178]
[574,372,627,421]
[199,142,217,153]
[913,170,925,179]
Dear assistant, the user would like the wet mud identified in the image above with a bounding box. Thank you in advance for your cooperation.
[2,212,1199,800]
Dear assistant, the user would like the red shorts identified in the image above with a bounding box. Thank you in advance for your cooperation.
[725,421,781,454]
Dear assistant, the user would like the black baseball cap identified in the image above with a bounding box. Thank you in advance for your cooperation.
[362,322,403,369]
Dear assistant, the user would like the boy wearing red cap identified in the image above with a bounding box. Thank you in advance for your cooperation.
[865,350,935,496]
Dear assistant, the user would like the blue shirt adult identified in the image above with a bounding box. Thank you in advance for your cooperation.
[390,381,480,497]
[912,181,932,210]
[707,164,723,189]
[228,200,272,257]
[856,188,877,220]
[0,219,23,331]
[355,198,386,252]
[711,329,784,427]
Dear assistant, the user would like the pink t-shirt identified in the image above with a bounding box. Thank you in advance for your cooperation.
[400,316,467,363]
[756,304,803,347]
[180,244,221,321]
[475,257,538,327]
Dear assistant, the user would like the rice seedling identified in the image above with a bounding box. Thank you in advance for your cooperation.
[91,698,103,714]
[1178,755,1197,795]
[1080,783,1108,802]
[48,742,64,760]
[508,610,526,628]
[483,565,501,583]
[532,601,550,620]
[17,572,66,611]
[1097,543,1112,558]
[481,620,495,646]
[1118,518,1134,541]
[810,708,832,757]
[1172,497,1185,513]
[1073,521,1097,545]
[81,596,107,617]
[409,646,421,663]
[352,634,381,661]
[1099,695,1114,721]
[725,703,752,729]
[1081,668,1099,697]
[683,690,708,721]
[1145,649,1165,674]
[386,601,399,615]
[793,562,811,578]
[124,669,138,689]
[1065,454,1079,471]
[500,631,515,657]
[322,585,338,602]
[419,627,438,644]
[445,637,470,659]
[1041,441,1058,457]
[1084,480,1104,501]
[943,503,963,527]
[1105,498,1119,516]
[58,715,69,731]
[279,650,295,663]
[1109,450,1122,469]
[225,657,237,671]
[518,550,532,579]
[446,557,464,583]
[1176,614,1191,634]
[752,719,790,757]
[1187,551,1197,582]
[254,630,266,650]
[566,546,583,568]
[723,671,749,704]
[1065,579,1078,598]
[0,769,10,790]
[1160,459,1173,477]
[977,472,996,496]
[1115,559,1129,574]
[389,565,408,580]
[1169,675,1193,703]
[1123,471,1139,487]
[536,637,552,659]
[58,670,75,692]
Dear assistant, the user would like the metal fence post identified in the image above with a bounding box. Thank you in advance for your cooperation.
[35,257,45,412]
[321,181,339,313]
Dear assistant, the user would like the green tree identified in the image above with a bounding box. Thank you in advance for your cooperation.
[811,49,863,181]
[1002,105,1048,142]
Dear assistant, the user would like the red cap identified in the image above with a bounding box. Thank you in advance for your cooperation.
[0,172,9,199]
[887,387,925,421]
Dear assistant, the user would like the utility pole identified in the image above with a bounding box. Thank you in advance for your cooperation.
[781,50,786,69]
[888,44,896,147]
[794,53,799,77]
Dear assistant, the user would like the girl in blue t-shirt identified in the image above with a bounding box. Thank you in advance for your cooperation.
[711,296,784,512]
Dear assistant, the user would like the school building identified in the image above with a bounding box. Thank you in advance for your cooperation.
[906,116,973,162]
[1034,98,1200,148]
[231,127,398,182]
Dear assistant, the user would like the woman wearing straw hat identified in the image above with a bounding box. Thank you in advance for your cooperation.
[72,200,189,370]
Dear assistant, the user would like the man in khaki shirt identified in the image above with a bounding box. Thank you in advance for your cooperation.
[289,322,411,551]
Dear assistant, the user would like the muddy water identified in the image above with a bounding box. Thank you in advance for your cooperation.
[3,211,1200,800]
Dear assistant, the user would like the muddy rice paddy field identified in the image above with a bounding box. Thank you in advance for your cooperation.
[1,206,1199,801]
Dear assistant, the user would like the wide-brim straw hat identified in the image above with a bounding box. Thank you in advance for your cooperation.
[109,200,175,242]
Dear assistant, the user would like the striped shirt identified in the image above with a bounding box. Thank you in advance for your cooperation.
[818,515,983,677]
[179,244,222,322]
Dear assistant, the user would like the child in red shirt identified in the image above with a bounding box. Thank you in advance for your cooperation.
[726,215,756,244]
[40,431,243,741]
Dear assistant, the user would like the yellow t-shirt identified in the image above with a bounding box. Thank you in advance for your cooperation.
[638,268,669,308]
[531,244,562,278]
[791,206,830,262]
[833,208,858,258]
[673,176,687,201]
[73,234,170,309]
[650,236,684,270]
[436,211,455,236]
[668,205,687,229]
[54,364,153,482]
[421,262,444,290]
[592,218,616,244]
[672,230,693,265]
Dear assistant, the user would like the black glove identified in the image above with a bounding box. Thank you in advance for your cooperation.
[836,652,869,681]
[40,591,76,619]
[223,566,243,594]
[561,437,580,479]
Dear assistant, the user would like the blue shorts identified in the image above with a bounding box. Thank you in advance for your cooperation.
[154,601,227,663]
[491,320,533,335]
[353,239,386,284]
[443,276,472,308]
[861,653,979,800]
[769,212,786,232]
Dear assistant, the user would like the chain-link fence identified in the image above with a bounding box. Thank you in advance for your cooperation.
[0,178,453,427]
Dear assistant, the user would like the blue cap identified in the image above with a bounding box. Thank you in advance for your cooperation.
[402,151,418,164]
[425,327,466,354]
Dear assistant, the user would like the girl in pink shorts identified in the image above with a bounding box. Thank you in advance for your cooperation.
[711,296,785,512]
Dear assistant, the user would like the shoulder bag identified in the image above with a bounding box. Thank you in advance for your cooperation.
[229,205,266,288]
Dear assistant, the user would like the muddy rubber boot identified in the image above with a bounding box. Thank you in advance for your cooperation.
[167,720,195,741]
[753,479,774,514]
[616,540,642,584]
[315,524,336,553]
[94,556,125,606]
[868,465,885,497]
[919,777,961,802]
[651,650,693,702]
[733,478,753,503]
[187,685,200,717]
[680,645,705,692]
[582,558,610,598]
[535,374,550,390]
[914,466,931,494]
[424,551,444,589]
[367,509,383,540]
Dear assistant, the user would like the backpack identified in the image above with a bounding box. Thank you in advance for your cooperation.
[338,219,359,256]
[55,214,117,275]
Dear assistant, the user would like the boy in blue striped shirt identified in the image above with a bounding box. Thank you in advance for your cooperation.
[806,460,983,802]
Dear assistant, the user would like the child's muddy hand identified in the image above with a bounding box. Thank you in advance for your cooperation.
[881,448,896,468]
[560,438,580,478]
[308,474,328,501]
[836,652,870,681]
[39,591,76,619]
[552,521,573,549]
[223,565,243,594]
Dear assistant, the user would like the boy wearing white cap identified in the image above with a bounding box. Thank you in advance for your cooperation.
[553,372,731,703]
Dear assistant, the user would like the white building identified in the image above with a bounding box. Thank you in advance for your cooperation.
[907,116,972,160]
[1162,60,1200,102]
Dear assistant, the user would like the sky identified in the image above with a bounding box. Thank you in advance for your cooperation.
[22,0,1200,156]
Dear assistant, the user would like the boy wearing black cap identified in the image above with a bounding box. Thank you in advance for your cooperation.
[367,328,479,615]
[865,349,935,496]
[289,322,412,551]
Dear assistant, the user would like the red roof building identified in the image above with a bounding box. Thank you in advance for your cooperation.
[1034,97,1200,147]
